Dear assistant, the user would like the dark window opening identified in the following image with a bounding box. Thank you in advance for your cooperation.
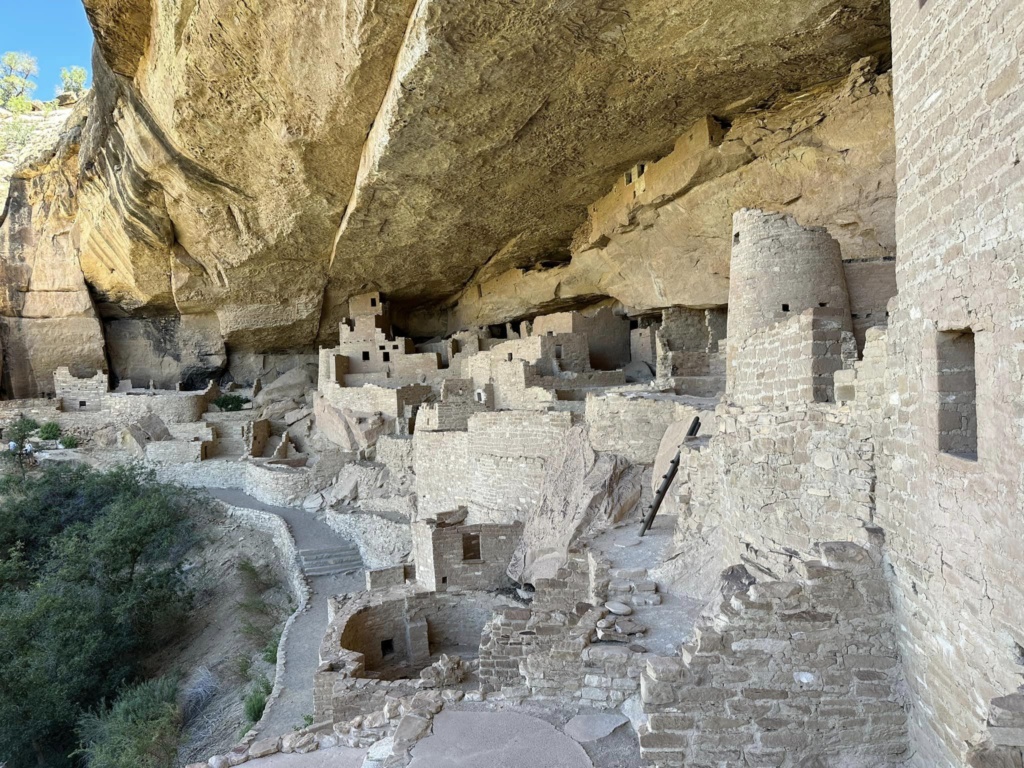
[819,302,828,308]
[937,329,977,459]
[362,351,370,361]
[507,353,513,362]
[380,638,394,658]
[441,576,448,585]
[555,345,563,360]
[733,232,741,245]
[625,171,633,185]
[629,319,639,330]
[79,400,87,408]
[462,532,481,561]
[383,352,391,363]
[782,304,790,312]
[393,344,399,350]
[637,163,646,177]
[370,297,377,307]
[379,345,385,351]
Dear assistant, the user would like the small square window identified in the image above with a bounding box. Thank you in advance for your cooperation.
[79,400,87,408]
[441,576,448,585]
[380,638,394,658]
[393,344,399,350]
[782,304,790,312]
[362,351,370,361]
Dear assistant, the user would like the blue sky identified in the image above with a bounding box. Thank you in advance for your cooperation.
[0,0,95,99]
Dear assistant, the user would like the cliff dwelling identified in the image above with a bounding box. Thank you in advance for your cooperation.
[0,1,1021,767]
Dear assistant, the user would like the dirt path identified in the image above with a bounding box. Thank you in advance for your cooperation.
[209,489,365,739]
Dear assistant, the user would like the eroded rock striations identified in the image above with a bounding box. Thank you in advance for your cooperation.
[0,0,892,393]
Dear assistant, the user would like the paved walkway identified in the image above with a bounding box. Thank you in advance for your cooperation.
[209,489,365,739]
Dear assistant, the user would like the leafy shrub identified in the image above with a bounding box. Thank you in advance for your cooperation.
[0,464,203,767]
[75,676,181,768]
[242,675,272,723]
[38,422,61,440]
[262,633,281,665]
[59,434,80,449]
[213,394,249,412]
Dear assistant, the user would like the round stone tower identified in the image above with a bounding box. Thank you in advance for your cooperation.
[728,209,852,342]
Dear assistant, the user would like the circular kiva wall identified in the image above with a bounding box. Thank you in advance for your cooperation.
[728,208,852,342]
[338,590,498,675]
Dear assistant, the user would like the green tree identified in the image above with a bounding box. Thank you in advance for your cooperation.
[2,416,38,479]
[59,65,88,96]
[0,52,38,111]
[76,676,182,768]
[0,464,202,767]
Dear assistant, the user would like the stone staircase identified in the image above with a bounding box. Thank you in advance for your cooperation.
[205,413,250,458]
[298,543,363,577]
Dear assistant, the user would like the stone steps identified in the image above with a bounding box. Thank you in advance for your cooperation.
[299,545,363,576]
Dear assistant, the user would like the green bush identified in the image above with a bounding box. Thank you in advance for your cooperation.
[242,675,272,723]
[262,633,281,665]
[60,434,80,449]
[38,422,61,440]
[0,464,202,767]
[213,394,249,412]
[75,676,181,768]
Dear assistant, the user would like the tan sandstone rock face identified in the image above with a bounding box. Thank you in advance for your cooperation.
[0,0,892,390]
[0,102,107,397]
[444,63,897,330]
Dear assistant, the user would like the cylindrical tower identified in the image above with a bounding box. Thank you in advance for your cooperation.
[728,209,852,342]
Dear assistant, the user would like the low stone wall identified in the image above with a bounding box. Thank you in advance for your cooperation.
[638,540,908,767]
[316,586,507,722]
[219,503,310,739]
[154,456,340,507]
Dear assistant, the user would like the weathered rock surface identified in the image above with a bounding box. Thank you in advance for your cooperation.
[0,101,107,397]
[0,0,893,392]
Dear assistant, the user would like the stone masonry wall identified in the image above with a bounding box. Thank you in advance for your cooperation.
[728,308,857,407]
[585,392,716,464]
[414,521,522,592]
[882,0,1024,763]
[727,209,852,344]
[413,411,574,523]
[639,541,908,767]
